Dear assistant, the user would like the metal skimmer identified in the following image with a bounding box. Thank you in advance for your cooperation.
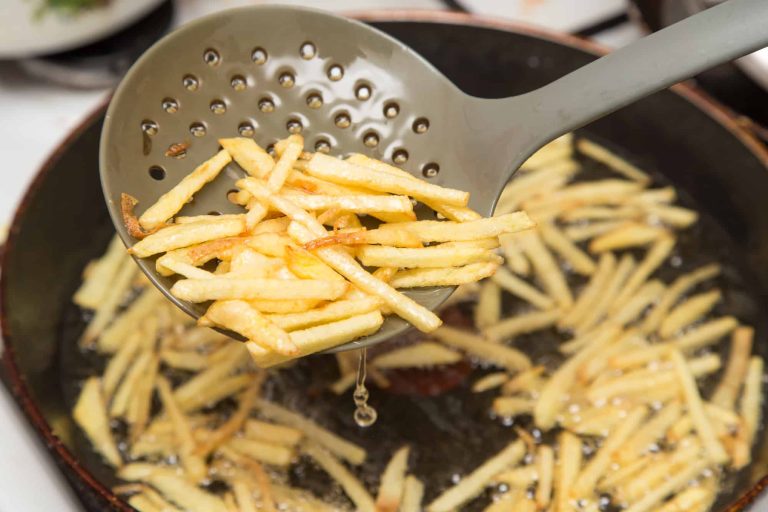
[101,0,768,351]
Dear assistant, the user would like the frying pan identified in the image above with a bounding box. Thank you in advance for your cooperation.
[2,11,768,511]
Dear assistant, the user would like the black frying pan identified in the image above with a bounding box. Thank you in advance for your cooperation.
[2,11,768,511]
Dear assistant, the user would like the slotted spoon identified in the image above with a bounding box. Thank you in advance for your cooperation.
[101,0,768,351]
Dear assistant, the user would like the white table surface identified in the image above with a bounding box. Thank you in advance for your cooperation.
[0,0,635,510]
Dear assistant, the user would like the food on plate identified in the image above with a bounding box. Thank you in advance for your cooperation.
[73,134,763,511]
[122,135,533,364]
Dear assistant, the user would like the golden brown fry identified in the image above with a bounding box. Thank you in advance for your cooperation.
[102,330,143,401]
[110,350,152,419]
[554,431,582,512]
[575,253,635,334]
[741,356,763,448]
[304,443,376,512]
[472,372,509,393]
[711,326,753,410]
[220,137,274,177]
[535,445,554,509]
[74,235,129,308]
[73,378,122,467]
[358,244,501,268]
[518,231,573,309]
[483,309,560,343]
[623,458,709,512]
[156,376,207,481]
[196,376,263,457]
[390,262,499,288]
[539,221,596,275]
[576,139,650,184]
[376,446,410,512]
[130,217,246,258]
[431,326,531,372]
[492,397,535,417]
[244,420,303,447]
[498,232,530,275]
[79,256,137,347]
[615,401,683,465]
[372,342,462,369]
[204,300,296,355]
[611,234,675,312]
[225,437,295,467]
[172,277,347,302]
[426,441,525,512]
[589,222,666,252]
[563,220,624,242]
[659,290,721,338]
[400,475,425,512]
[492,266,555,310]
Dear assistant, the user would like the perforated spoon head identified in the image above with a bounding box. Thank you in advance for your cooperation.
[100,6,499,351]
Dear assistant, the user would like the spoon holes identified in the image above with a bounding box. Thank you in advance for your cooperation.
[306,92,323,109]
[299,42,317,60]
[210,99,227,114]
[314,138,331,153]
[422,162,439,178]
[161,98,179,113]
[251,47,268,65]
[203,48,220,66]
[182,74,199,91]
[355,83,372,101]
[392,149,409,165]
[258,97,275,113]
[383,102,400,119]
[278,71,295,88]
[286,118,303,134]
[327,64,344,81]
[363,131,379,148]
[230,75,247,91]
[413,117,430,134]
[189,122,206,137]
[238,122,255,137]
[334,112,351,129]
[149,165,166,181]
[141,120,158,135]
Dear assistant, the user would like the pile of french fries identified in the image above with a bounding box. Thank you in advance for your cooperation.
[122,135,533,366]
[73,134,764,512]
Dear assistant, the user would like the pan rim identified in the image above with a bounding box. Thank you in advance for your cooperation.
[2,9,767,511]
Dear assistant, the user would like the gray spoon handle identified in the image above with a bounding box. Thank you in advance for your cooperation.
[516,0,768,146]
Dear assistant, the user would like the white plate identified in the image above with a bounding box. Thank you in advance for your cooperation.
[0,0,165,58]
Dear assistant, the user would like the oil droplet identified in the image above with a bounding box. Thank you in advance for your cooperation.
[210,100,227,114]
[141,120,158,135]
[363,132,379,148]
[278,72,295,88]
[422,162,439,177]
[189,122,206,137]
[230,75,247,91]
[314,139,331,153]
[238,122,255,137]
[258,98,275,113]
[182,75,199,91]
[327,64,344,81]
[413,117,430,133]
[203,48,220,66]
[251,47,268,65]
[306,93,323,109]
[299,42,316,60]
[286,118,303,134]
[334,112,351,129]
[355,84,372,101]
[162,98,178,113]
[353,349,377,428]
[393,149,409,164]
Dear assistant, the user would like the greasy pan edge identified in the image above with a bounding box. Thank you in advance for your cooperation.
[2,9,768,511]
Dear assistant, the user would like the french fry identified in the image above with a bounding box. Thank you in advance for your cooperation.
[172,343,248,407]
[303,443,375,512]
[670,316,739,351]
[523,179,643,211]
[306,153,468,206]
[246,311,384,368]
[73,378,122,467]
[492,397,534,417]
[79,257,136,347]
[620,439,701,502]
[710,326,753,410]
[611,235,675,312]
[493,466,538,488]
[171,277,347,302]
[156,377,207,481]
[231,478,259,512]
[642,264,720,334]
[497,160,577,213]
[560,205,640,222]
[572,406,647,497]
[102,330,143,400]
[426,441,525,512]
[498,233,530,275]
[376,446,410,512]
[656,486,710,512]
[127,493,161,512]
[255,399,366,465]
[589,222,666,252]
[560,324,621,355]
[282,193,415,215]
[220,138,274,177]
[575,253,635,334]
[491,266,555,310]
[670,349,729,464]
[156,254,216,280]
[501,366,545,395]
[576,139,650,184]
[74,235,129,309]
[475,281,502,330]
[432,326,531,372]
[245,420,303,447]
[249,298,320,314]
[138,149,232,230]
[130,217,246,258]
[196,377,263,457]
[204,300,296,355]
[554,431,582,512]
[627,187,676,205]
[598,457,650,491]
[400,475,425,512]
[607,279,665,328]
[179,375,254,413]
[160,349,209,371]
[623,458,709,512]
[517,231,573,309]
[149,468,230,512]
[266,138,303,192]
[520,134,574,170]
[286,221,441,332]
[472,372,509,393]
[483,309,560,343]
[127,354,159,441]
[266,298,379,331]
[740,356,763,448]
[539,221,596,275]
[564,220,624,242]
[615,401,683,465]
[110,350,152,418]
[358,244,501,268]
[659,290,721,338]
[535,445,554,509]
[225,437,294,467]
[284,245,346,282]
[559,253,616,328]
[372,342,462,369]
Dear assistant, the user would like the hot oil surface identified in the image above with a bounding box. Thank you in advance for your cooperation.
[56,144,767,510]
